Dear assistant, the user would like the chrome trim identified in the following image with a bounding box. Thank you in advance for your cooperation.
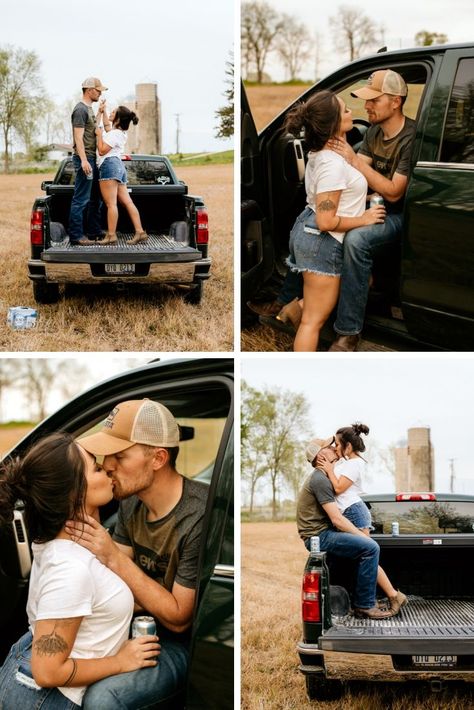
[416,161,474,171]
[13,510,31,579]
[44,262,196,284]
[214,564,234,578]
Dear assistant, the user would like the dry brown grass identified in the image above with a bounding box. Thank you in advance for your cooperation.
[0,164,233,352]
[245,84,311,133]
[242,522,474,709]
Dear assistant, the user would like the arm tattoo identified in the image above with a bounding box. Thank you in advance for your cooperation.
[34,624,68,657]
[317,199,336,213]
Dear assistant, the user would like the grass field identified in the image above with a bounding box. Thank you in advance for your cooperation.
[0,163,233,352]
[242,522,474,709]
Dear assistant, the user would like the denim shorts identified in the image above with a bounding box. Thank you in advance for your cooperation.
[99,156,127,184]
[343,500,373,530]
[286,205,343,277]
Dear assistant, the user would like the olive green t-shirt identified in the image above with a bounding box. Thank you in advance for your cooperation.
[71,101,97,158]
[296,468,335,540]
[359,116,416,213]
[113,477,208,592]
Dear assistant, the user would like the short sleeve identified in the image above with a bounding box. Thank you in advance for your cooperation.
[309,472,335,506]
[174,520,203,589]
[35,558,93,620]
[314,155,347,194]
[336,458,362,483]
[71,105,90,129]
[103,130,124,150]
[393,138,413,176]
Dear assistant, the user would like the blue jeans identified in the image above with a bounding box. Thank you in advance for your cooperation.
[82,637,189,710]
[0,631,80,709]
[343,501,373,530]
[305,529,380,608]
[334,212,403,335]
[279,268,303,304]
[68,155,103,242]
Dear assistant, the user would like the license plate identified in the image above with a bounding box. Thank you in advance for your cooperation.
[412,655,457,668]
[105,263,135,274]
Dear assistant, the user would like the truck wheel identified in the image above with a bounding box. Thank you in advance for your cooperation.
[305,674,343,701]
[33,281,60,304]
[183,282,203,305]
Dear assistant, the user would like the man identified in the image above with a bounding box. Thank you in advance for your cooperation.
[248,69,415,349]
[297,437,393,619]
[68,77,109,246]
[66,398,208,708]
[328,69,415,351]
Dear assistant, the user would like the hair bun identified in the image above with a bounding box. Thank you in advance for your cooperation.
[0,458,27,526]
[352,422,369,436]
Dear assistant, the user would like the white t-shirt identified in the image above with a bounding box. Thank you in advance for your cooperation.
[97,128,127,167]
[27,539,134,705]
[305,150,368,243]
[333,457,366,512]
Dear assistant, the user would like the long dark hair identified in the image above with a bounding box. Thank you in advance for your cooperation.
[283,90,341,151]
[114,106,139,131]
[336,422,370,454]
[0,433,87,543]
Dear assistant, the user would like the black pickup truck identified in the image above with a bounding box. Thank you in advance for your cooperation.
[242,43,474,350]
[29,155,210,304]
[0,357,233,709]
[298,493,474,699]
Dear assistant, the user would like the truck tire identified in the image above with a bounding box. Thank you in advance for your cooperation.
[183,282,203,305]
[33,281,60,304]
[305,674,343,701]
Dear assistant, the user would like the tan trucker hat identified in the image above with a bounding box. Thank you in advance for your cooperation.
[82,77,108,91]
[351,69,407,99]
[78,399,179,456]
[305,436,335,464]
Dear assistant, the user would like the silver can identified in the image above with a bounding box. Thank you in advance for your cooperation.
[370,193,384,207]
[132,615,156,638]
[8,307,38,330]
[310,535,321,554]
[392,521,400,536]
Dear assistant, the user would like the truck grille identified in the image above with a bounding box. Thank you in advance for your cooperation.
[334,597,474,633]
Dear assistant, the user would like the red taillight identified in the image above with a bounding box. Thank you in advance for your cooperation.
[396,493,436,501]
[196,208,209,244]
[302,571,321,622]
[121,154,132,161]
[30,209,44,245]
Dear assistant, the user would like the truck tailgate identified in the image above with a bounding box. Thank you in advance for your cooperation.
[42,233,201,264]
[319,598,474,655]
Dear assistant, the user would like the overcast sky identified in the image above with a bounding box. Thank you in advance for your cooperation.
[242,356,474,495]
[260,0,474,81]
[2,0,233,153]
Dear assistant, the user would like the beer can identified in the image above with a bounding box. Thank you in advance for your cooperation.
[8,307,38,330]
[132,615,156,638]
[370,194,384,207]
[310,535,321,554]
[392,521,400,536]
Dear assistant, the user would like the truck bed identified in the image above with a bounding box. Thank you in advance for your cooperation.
[320,597,474,654]
[43,232,201,263]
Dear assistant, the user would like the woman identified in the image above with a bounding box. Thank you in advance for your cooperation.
[95,104,147,245]
[283,91,386,351]
[0,433,159,709]
[319,423,407,615]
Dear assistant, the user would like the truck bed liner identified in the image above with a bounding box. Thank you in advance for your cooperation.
[42,233,201,264]
[319,598,474,654]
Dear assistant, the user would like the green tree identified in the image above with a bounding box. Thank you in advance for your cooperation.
[215,55,234,139]
[241,382,311,520]
[0,45,43,172]
[415,31,448,46]
[241,1,283,83]
[329,6,380,62]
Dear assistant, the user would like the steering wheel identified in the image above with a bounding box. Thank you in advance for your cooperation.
[347,119,370,152]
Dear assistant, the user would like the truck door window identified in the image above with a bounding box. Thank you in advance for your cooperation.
[440,58,474,164]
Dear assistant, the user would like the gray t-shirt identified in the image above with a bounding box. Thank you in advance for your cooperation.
[113,477,208,592]
[296,468,335,540]
[359,116,416,213]
[71,101,97,158]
